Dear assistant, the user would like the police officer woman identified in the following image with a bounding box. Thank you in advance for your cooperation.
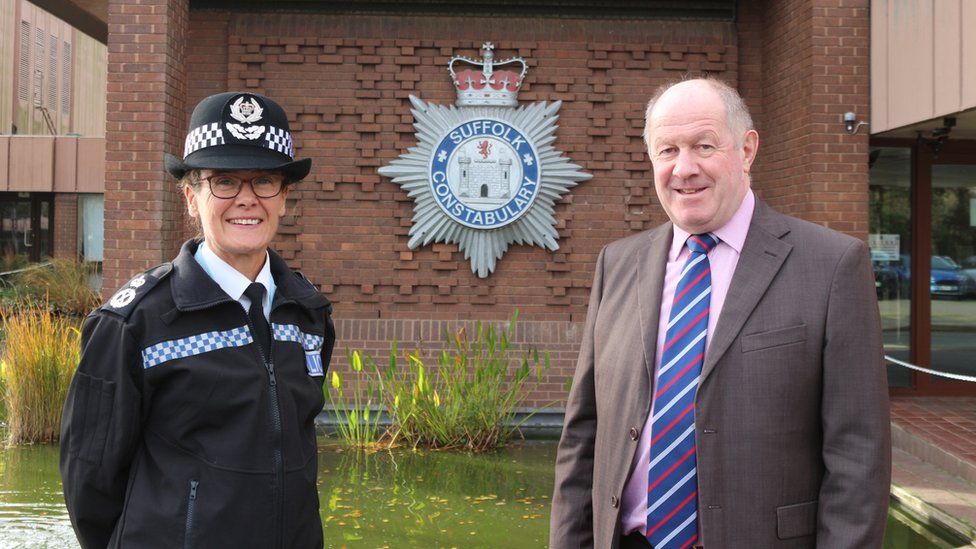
[60,92,335,548]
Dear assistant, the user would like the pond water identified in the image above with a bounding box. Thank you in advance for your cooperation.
[0,441,967,548]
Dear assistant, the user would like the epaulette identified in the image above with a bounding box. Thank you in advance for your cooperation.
[294,270,317,290]
[98,263,174,319]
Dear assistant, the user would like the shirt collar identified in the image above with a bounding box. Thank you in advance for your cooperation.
[193,241,276,306]
[669,189,755,260]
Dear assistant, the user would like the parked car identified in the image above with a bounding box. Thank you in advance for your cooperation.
[871,252,907,299]
[930,256,976,299]
[870,253,976,300]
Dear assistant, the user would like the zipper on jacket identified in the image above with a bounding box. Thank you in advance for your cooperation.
[183,479,199,549]
[243,308,285,549]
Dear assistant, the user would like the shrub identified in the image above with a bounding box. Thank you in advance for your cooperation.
[0,304,81,444]
[12,259,100,317]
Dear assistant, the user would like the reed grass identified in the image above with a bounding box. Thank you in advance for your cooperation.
[12,259,100,317]
[381,312,550,452]
[325,349,384,448]
[0,304,81,444]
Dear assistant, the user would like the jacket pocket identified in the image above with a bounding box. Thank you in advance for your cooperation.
[776,499,818,539]
[66,372,115,464]
[741,324,807,353]
[183,480,199,549]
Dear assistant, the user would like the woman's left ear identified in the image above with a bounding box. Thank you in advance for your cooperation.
[183,184,199,217]
[277,185,291,216]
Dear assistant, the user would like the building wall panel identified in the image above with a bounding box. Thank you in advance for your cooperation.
[54,135,78,191]
[9,136,54,190]
[872,0,976,132]
[0,0,15,135]
[72,30,107,137]
[933,0,961,117]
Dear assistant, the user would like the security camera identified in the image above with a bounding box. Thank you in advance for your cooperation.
[844,112,857,134]
[843,112,868,135]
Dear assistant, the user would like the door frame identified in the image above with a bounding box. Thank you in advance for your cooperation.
[873,137,976,396]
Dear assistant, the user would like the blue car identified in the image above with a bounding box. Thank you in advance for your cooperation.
[930,256,976,299]
[870,254,976,300]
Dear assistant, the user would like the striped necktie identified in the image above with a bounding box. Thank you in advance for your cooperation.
[646,232,717,548]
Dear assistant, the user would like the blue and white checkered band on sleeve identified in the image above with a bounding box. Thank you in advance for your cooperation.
[183,122,225,157]
[272,323,325,376]
[264,126,294,158]
[142,325,252,369]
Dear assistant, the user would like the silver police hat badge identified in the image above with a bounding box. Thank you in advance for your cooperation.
[379,42,591,277]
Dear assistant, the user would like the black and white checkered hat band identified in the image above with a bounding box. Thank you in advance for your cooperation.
[264,126,294,157]
[182,123,294,159]
[184,122,224,157]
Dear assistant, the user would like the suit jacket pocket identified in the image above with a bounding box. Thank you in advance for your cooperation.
[741,324,807,353]
[776,499,818,540]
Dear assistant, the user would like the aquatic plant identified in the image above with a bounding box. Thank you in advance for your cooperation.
[380,312,550,452]
[325,350,384,448]
[0,304,81,444]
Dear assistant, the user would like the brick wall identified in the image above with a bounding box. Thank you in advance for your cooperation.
[750,0,871,238]
[178,10,738,407]
[103,0,189,291]
[104,3,870,409]
[53,193,78,259]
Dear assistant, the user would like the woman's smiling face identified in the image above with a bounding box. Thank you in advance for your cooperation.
[184,169,290,275]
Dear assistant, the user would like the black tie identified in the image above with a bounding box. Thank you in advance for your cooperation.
[244,282,271,360]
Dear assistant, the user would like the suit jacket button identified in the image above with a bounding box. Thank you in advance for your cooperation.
[610,496,619,508]
[630,427,639,440]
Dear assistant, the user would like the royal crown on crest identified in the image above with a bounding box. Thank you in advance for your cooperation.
[448,42,528,108]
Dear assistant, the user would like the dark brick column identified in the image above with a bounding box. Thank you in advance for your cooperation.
[103,0,189,292]
[745,0,870,239]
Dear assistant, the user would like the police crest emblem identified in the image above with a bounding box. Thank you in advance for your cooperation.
[379,42,591,277]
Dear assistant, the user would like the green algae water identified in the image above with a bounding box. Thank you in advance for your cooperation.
[0,440,967,548]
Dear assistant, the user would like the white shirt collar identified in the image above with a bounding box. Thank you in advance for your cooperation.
[193,241,276,318]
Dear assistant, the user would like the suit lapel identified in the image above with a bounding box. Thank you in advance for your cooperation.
[701,201,793,383]
[638,223,673,384]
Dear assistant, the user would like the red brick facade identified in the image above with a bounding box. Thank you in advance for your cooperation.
[103,1,870,408]
[53,193,79,259]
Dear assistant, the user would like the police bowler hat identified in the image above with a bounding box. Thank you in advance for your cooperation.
[165,92,311,181]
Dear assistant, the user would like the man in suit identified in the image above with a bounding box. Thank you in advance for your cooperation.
[550,77,890,549]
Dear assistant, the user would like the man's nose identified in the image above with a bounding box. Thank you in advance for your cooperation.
[671,148,700,179]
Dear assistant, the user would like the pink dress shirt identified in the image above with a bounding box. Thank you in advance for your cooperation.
[619,190,756,535]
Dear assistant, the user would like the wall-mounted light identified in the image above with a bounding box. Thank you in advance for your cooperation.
[843,112,869,135]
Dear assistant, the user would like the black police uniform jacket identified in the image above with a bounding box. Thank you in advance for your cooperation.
[60,239,336,549]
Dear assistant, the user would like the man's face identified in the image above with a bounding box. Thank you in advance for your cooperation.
[184,169,289,272]
[645,81,758,234]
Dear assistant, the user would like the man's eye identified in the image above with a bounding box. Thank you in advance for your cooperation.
[252,177,275,187]
[213,177,238,187]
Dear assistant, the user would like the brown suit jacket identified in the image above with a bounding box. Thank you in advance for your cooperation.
[550,200,891,548]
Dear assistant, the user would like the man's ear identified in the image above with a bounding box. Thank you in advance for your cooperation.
[741,130,759,173]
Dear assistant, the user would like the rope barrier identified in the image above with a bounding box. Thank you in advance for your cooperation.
[885,355,976,383]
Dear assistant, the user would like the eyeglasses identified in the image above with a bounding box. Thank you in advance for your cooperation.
[200,173,286,199]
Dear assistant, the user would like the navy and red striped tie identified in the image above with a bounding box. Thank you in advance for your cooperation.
[646,232,717,548]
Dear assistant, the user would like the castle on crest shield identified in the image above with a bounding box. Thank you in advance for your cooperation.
[378,42,592,278]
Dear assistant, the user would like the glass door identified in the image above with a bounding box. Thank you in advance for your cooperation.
[0,193,53,270]
[929,162,976,385]
[869,147,913,388]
